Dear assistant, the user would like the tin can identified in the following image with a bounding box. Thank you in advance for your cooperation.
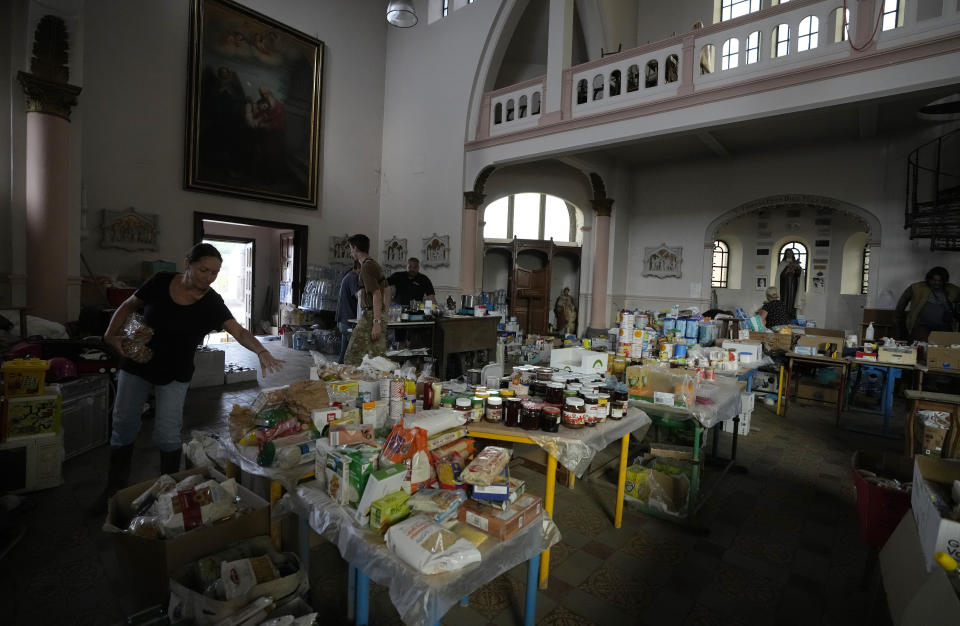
[704,368,716,381]
[674,344,688,359]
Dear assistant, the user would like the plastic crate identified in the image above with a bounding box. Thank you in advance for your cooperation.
[851,450,913,548]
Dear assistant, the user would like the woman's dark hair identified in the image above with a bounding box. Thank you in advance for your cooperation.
[347,234,370,253]
[187,243,223,263]
[927,266,950,283]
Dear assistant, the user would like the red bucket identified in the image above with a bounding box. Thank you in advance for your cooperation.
[851,450,913,549]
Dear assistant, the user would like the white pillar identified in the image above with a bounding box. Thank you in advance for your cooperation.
[543,0,573,116]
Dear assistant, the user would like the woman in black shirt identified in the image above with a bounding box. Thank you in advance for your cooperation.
[96,243,283,507]
[758,286,791,328]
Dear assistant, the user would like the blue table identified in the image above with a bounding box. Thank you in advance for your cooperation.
[843,359,917,435]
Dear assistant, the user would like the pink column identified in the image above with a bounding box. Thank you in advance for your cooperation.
[18,66,81,323]
[25,113,71,322]
[588,199,613,331]
[459,192,483,295]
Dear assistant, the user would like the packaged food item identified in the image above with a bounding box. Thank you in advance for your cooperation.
[460,446,511,486]
[407,488,467,522]
[221,554,279,600]
[457,494,542,541]
[153,478,239,537]
[370,490,412,533]
[328,423,375,446]
[385,514,482,574]
[354,463,406,523]
[121,313,154,364]
[380,419,416,465]
[402,427,435,494]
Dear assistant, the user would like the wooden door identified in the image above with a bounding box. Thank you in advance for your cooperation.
[511,266,550,335]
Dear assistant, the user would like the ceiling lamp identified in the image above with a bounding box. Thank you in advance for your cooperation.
[386,0,418,28]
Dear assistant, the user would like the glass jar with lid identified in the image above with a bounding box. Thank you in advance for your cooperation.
[504,397,522,427]
[545,382,565,405]
[541,406,561,433]
[520,400,542,430]
[485,396,504,423]
[454,397,472,420]
[562,397,585,429]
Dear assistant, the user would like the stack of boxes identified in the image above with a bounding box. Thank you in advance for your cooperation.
[0,358,63,492]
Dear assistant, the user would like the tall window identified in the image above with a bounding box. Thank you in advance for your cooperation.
[779,241,808,271]
[712,240,730,288]
[441,0,449,17]
[746,31,761,64]
[774,24,791,58]
[861,244,871,295]
[721,0,760,21]
[881,0,900,31]
[797,16,819,52]
[721,38,740,70]
[483,194,583,244]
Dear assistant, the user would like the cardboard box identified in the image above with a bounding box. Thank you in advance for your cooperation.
[911,456,960,571]
[879,346,918,365]
[880,514,960,626]
[796,381,840,404]
[2,384,61,439]
[107,467,270,605]
[926,332,960,370]
[624,464,689,515]
[804,327,845,338]
[748,331,793,352]
[720,340,763,362]
[458,493,542,541]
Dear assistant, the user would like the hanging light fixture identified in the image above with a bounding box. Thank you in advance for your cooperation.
[386,0,418,27]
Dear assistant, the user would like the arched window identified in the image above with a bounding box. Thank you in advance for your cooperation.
[518,95,528,118]
[721,38,740,70]
[797,16,819,52]
[592,75,604,100]
[531,91,541,114]
[779,241,808,270]
[720,0,760,22]
[831,8,850,42]
[774,24,790,58]
[505,99,515,121]
[576,80,588,104]
[700,44,716,74]
[627,65,640,91]
[861,244,871,295]
[746,30,761,64]
[665,55,679,82]
[645,60,658,87]
[609,70,621,96]
[494,102,502,124]
[483,194,583,244]
[882,0,902,31]
[712,240,730,288]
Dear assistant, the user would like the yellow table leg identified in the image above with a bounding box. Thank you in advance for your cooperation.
[224,459,237,480]
[776,365,785,416]
[567,472,576,489]
[539,454,557,589]
[614,434,629,529]
[270,480,283,550]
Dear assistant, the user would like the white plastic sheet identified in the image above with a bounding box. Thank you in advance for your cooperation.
[634,377,743,429]
[279,484,560,625]
[466,408,652,477]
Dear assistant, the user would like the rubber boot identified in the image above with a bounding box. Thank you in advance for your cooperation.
[160,449,182,475]
[90,444,135,516]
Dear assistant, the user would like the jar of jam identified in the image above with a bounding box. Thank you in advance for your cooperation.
[541,406,561,432]
[485,396,504,423]
[611,385,629,403]
[545,382,564,405]
[583,393,600,427]
[563,397,586,429]
[597,393,611,422]
[520,400,542,430]
[454,397,472,420]
[536,367,553,381]
[471,397,485,422]
[610,399,628,420]
[529,380,546,399]
[504,397,522,427]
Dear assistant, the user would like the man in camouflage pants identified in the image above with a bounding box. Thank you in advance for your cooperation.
[343,233,388,365]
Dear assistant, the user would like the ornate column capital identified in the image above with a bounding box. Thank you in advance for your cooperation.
[591,198,614,217]
[463,191,486,211]
[17,71,81,121]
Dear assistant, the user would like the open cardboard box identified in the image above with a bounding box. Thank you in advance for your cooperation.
[927,331,960,370]
[911,455,960,571]
[106,466,270,605]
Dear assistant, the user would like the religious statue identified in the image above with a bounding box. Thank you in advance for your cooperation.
[776,249,805,318]
[554,287,577,336]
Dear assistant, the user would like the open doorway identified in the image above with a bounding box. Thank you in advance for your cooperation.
[194,212,308,336]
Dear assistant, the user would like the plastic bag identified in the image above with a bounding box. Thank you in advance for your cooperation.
[402,427,434,495]
[121,313,154,363]
[460,446,511,486]
[385,514,482,574]
[380,419,416,465]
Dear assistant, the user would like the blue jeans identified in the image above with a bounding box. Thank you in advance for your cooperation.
[110,370,190,452]
[338,322,353,363]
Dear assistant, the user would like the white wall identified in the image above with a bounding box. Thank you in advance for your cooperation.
[78,0,387,283]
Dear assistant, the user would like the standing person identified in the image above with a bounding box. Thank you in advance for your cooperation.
[776,249,805,319]
[895,266,960,341]
[96,243,284,508]
[343,234,389,365]
[756,286,791,328]
[387,257,436,306]
[335,261,361,363]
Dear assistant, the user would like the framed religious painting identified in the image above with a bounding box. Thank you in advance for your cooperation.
[184,0,323,207]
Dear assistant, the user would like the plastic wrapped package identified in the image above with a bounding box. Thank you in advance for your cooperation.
[121,313,154,363]
[626,364,698,408]
[460,446,511,486]
[385,514,482,574]
[279,484,560,626]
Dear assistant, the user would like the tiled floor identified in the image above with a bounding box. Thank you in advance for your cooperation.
[0,342,901,625]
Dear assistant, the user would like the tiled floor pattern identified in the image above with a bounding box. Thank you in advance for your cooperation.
[0,343,900,625]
